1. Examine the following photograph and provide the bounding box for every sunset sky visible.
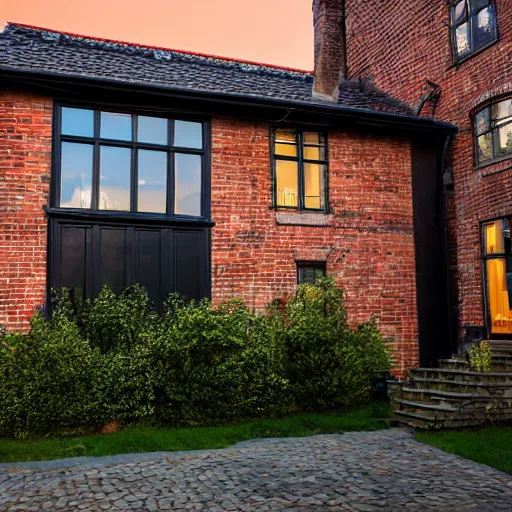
[2,0,314,70]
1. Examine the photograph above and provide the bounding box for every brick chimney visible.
[312,0,346,103]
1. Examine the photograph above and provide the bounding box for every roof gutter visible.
[0,66,458,134]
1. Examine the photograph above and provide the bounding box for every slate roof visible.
[0,22,414,116]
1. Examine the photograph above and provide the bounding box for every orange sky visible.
[2,0,314,70]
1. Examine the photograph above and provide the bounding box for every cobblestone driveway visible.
[1,429,511,511]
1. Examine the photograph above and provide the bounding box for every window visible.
[56,106,205,217]
[474,97,512,165]
[451,0,497,62]
[482,219,512,335]
[297,261,326,285]
[273,128,328,211]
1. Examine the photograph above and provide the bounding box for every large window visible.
[56,106,205,217]
[451,0,497,62]
[474,97,512,165]
[483,219,512,335]
[273,128,328,212]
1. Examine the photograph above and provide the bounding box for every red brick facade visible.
[345,0,512,340]
[0,90,52,332]
[0,89,420,375]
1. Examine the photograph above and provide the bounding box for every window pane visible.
[471,0,490,10]
[175,153,201,216]
[455,22,470,56]
[304,146,327,160]
[100,112,132,141]
[174,121,202,149]
[60,142,93,208]
[138,150,167,214]
[303,132,325,145]
[314,267,326,281]
[453,1,467,24]
[492,100,512,123]
[138,116,168,145]
[61,107,94,137]
[276,128,296,143]
[275,143,298,157]
[304,163,325,210]
[476,6,497,47]
[99,146,131,211]
[485,220,504,254]
[276,160,298,207]
[478,133,493,162]
[496,123,512,157]
[475,108,490,135]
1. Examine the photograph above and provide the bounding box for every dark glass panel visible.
[478,133,493,162]
[496,123,512,158]
[99,146,131,211]
[276,160,298,207]
[455,22,470,56]
[61,107,94,137]
[175,153,201,216]
[453,1,467,24]
[138,150,167,213]
[471,0,490,11]
[174,121,202,149]
[304,163,325,210]
[475,108,490,135]
[475,5,497,48]
[60,142,93,208]
[100,111,132,141]
[137,115,168,145]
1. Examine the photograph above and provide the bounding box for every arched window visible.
[450,0,498,62]
[474,97,512,165]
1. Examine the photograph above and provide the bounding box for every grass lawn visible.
[416,426,512,475]
[0,402,390,464]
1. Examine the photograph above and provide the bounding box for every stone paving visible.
[1,429,512,511]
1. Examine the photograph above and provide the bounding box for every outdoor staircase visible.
[390,341,512,429]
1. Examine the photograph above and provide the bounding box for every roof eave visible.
[0,66,458,134]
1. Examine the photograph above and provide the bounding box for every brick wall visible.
[0,90,52,332]
[211,118,419,375]
[345,0,512,338]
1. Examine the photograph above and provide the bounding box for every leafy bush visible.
[277,277,391,411]
[0,278,391,438]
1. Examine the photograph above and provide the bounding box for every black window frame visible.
[296,261,327,285]
[271,127,329,213]
[473,96,512,167]
[51,103,211,220]
[450,0,498,64]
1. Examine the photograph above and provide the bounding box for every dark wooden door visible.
[49,218,210,306]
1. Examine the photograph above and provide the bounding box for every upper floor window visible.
[451,0,498,62]
[297,261,326,285]
[474,97,512,165]
[273,128,328,212]
[56,106,205,216]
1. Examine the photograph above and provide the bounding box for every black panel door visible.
[50,219,210,307]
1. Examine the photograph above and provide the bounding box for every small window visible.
[273,128,328,212]
[474,97,512,165]
[56,107,206,217]
[451,0,498,62]
[297,261,326,285]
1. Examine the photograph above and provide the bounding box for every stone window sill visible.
[276,211,333,227]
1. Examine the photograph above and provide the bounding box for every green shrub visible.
[468,341,492,372]
[0,278,391,438]
[277,276,391,411]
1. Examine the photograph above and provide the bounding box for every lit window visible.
[57,106,205,216]
[297,261,326,285]
[474,97,512,165]
[274,128,328,211]
[451,0,498,62]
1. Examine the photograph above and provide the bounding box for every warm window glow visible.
[274,128,327,211]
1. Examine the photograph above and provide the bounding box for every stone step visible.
[393,410,442,429]
[412,367,512,383]
[438,359,470,371]
[405,377,501,394]
[401,387,479,401]
[394,399,456,422]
